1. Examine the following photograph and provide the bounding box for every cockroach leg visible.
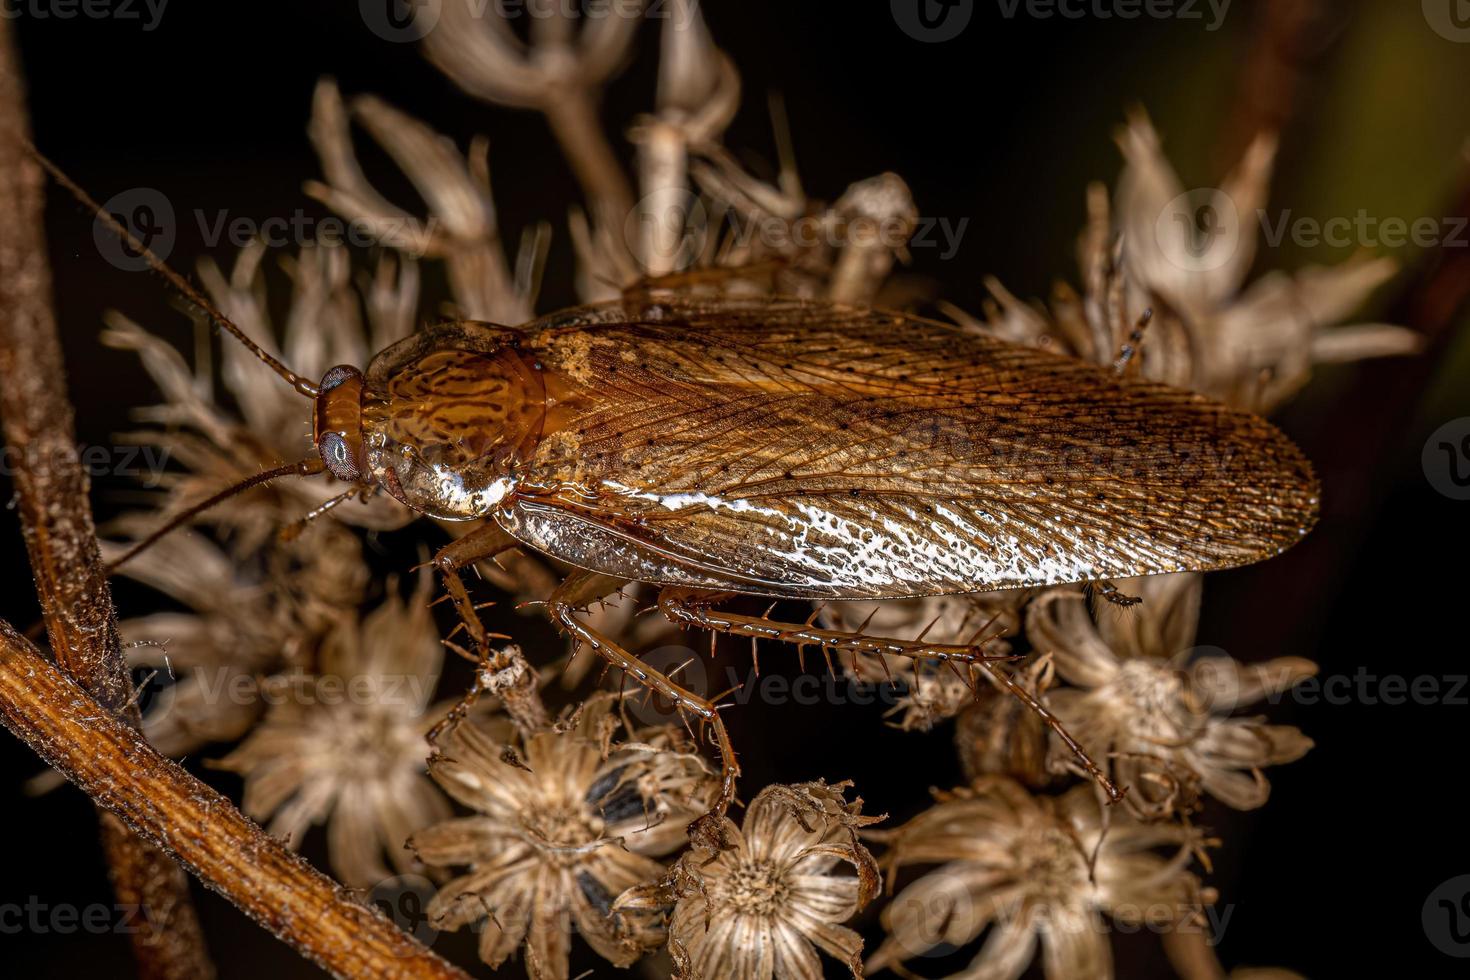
[621,260,788,304]
[978,658,1124,804]
[1093,579,1142,607]
[424,524,557,738]
[659,586,1125,804]
[548,571,740,852]
[428,523,520,661]
[656,588,1015,668]
[278,484,378,542]
[1112,308,1154,374]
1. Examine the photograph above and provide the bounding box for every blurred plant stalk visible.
[0,17,213,980]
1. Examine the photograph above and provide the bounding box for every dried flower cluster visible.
[617,779,883,978]
[869,778,1215,979]
[78,3,1412,978]
[411,696,716,974]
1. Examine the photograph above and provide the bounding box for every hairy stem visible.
[0,620,471,980]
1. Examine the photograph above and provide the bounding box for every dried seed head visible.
[618,779,881,980]
[411,696,716,977]
[869,778,1216,979]
[1028,580,1317,814]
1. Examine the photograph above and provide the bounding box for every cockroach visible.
[38,152,1319,846]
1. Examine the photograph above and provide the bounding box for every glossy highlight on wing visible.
[496,296,1319,599]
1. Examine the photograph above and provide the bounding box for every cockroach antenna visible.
[27,146,335,572]
[25,143,321,397]
[106,457,326,572]
[1113,308,1154,375]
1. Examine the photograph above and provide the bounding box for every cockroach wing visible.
[495,297,1319,599]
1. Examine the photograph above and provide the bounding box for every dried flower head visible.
[102,524,325,759]
[869,778,1215,980]
[819,592,1024,731]
[103,239,417,544]
[956,654,1057,789]
[972,112,1415,413]
[1112,112,1414,411]
[1027,577,1317,812]
[618,779,882,979]
[307,79,542,323]
[409,696,716,978]
[215,573,451,888]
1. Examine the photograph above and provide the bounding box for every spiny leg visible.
[549,570,740,850]
[658,587,1124,803]
[426,523,545,738]
[657,588,1015,670]
[1091,579,1142,608]
[430,522,520,658]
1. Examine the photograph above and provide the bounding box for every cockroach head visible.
[313,364,367,483]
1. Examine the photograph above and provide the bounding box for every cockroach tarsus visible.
[42,149,1322,850]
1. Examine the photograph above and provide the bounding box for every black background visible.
[3,1,1469,976]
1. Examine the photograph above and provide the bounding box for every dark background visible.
[3,1,1469,976]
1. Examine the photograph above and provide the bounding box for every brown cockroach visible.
[40,154,1319,846]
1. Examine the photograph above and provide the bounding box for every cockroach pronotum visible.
[37,151,1319,848]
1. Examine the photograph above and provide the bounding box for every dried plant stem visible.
[1214,0,1330,169]
[0,619,471,980]
[544,91,636,250]
[0,21,212,979]
[636,120,691,277]
[1160,928,1228,980]
[494,643,552,733]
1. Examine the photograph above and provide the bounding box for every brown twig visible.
[0,20,213,979]
[0,619,471,980]
[1213,0,1335,170]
